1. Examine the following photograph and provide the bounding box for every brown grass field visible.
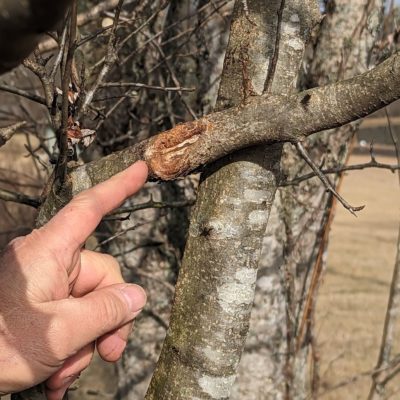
[316,151,400,399]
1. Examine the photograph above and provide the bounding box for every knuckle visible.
[74,192,103,216]
[98,253,123,280]
[67,195,97,222]
[96,291,127,330]
[47,317,72,359]
[5,234,28,252]
[2,236,27,261]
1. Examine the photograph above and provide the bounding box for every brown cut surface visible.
[316,151,400,399]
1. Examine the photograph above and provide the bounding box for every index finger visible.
[41,161,148,250]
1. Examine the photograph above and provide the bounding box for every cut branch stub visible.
[145,120,212,180]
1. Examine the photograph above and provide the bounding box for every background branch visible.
[0,122,26,147]
[0,188,41,208]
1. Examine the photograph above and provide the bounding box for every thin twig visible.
[110,197,196,216]
[0,188,41,208]
[295,142,365,216]
[56,1,78,188]
[94,221,151,250]
[50,25,69,82]
[281,159,400,187]
[99,82,195,92]
[146,34,198,120]
[23,57,53,109]
[318,354,400,398]
[95,88,133,131]
[141,309,169,330]
[0,84,47,106]
[0,122,26,147]
[38,0,136,52]
[79,0,125,117]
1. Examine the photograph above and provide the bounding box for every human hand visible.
[0,161,148,400]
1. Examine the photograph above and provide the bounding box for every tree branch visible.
[99,82,195,92]
[0,84,47,106]
[368,108,400,399]
[281,159,400,186]
[295,142,365,216]
[0,188,41,208]
[37,50,400,223]
[73,51,400,181]
[109,197,196,216]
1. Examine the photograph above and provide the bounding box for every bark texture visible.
[113,3,233,399]
[36,46,400,227]
[145,1,319,399]
[232,1,384,399]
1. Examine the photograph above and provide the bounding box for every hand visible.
[0,161,148,400]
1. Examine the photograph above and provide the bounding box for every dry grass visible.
[316,151,400,399]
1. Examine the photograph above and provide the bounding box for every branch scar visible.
[145,120,211,180]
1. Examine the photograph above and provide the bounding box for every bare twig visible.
[79,0,125,117]
[56,1,78,187]
[141,309,169,330]
[95,88,133,131]
[23,57,54,109]
[0,122,26,147]
[38,0,138,52]
[318,354,400,398]
[94,221,152,250]
[0,84,47,106]
[110,197,196,216]
[0,188,41,208]
[295,141,365,216]
[281,159,400,187]
[99,82,196,92]
[50,25,69,82]
[146,34,198,120]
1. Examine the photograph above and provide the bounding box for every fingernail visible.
[121,285,147,313]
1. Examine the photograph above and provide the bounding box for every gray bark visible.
[114,3,228,398]
[233,1,384,399]
[145,1,319,398]
[35,45,400,227]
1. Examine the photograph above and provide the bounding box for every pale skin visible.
[0,161,149,400]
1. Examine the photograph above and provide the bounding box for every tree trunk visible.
[232,1,384,399]
[145,1,319,398]
[114,2,233,399]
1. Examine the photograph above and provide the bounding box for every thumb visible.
[47,284,146,357]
